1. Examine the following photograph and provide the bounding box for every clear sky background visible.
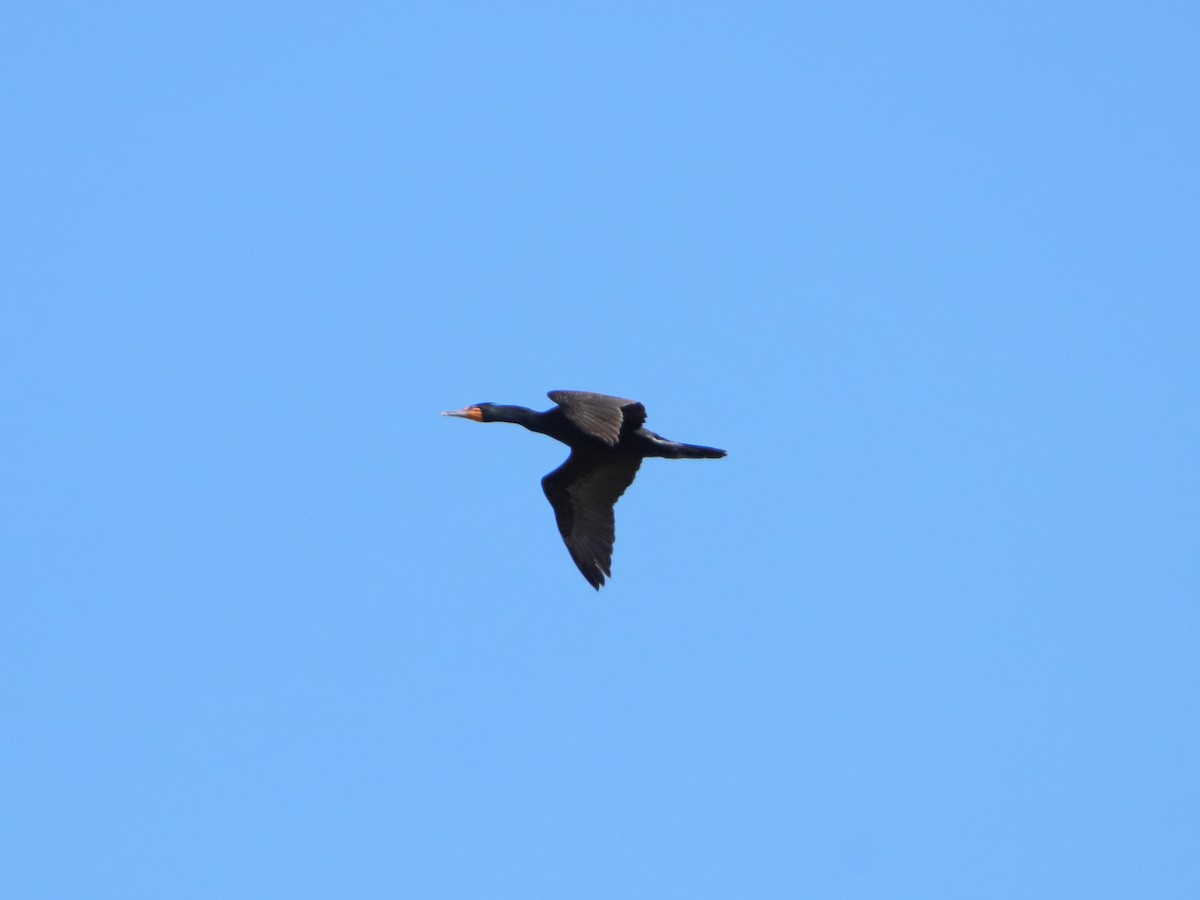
[3,3,1198,898]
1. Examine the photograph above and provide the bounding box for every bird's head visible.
[441,402,498,422]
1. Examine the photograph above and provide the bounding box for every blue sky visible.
[3,2,1198,897]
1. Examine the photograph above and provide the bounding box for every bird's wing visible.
[547,390,647,445]
[541,451,643,590]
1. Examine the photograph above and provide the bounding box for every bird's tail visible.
[641,429,727,459]
[662,441,727,459]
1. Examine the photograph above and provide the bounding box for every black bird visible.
[442,390,726,589]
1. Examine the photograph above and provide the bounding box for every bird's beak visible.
[441,406,483,421]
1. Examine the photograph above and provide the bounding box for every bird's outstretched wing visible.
[547,390,647,446]
[541,450,643,589]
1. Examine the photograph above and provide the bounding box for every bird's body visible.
[443,391,725,589]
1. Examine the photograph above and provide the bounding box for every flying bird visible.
[442,390,726,589]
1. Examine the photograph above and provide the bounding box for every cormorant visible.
[442,390,726,589]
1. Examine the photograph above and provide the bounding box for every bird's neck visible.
[490,405,546,433]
